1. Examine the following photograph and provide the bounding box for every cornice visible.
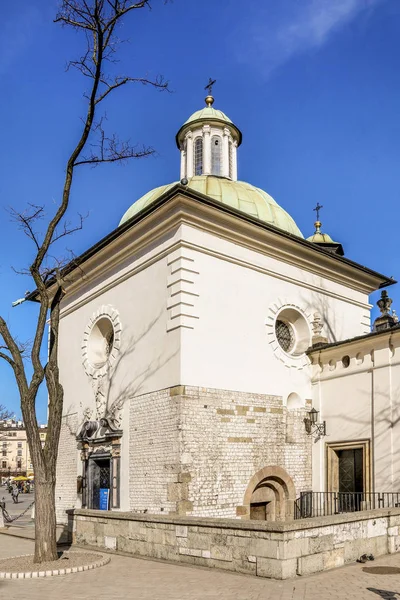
[308,324,400,361]
[32,187,394,309]
[58,203,376,319]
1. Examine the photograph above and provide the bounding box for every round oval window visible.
[87,317,115,368]
[275,320,295,353]
[275,308,310,356]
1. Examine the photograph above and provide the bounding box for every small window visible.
[17,449,22,456]
[2,451,6,457]
[17,460,21,469]
[211,136,222,176]
[2,442,6,448]
[17,442,22,448]
[194,137,203,176]
[2,461,6,469]
[276,320,295,353]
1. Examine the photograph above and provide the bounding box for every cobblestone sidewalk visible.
[1,534,400,599]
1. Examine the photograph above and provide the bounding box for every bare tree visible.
[0,0,169,563]
[0,405,13,421]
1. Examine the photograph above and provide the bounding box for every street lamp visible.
[304,408,326,439]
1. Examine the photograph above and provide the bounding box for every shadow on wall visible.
[64,309,179,429]
[301,288,340,344]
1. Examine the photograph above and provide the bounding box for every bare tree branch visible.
[96,74,168,104]
[8,204,45,251]
[51,213,87,244]
[0,404,13,421]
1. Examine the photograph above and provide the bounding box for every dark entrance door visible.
[90,457,111,510]
[338,448,363,511]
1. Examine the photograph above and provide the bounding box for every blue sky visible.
[0,0,399,422]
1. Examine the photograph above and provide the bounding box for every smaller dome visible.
[183,106,233,127]
[306,232,335,244]
[176,96,242,148]
[306,220,344,256]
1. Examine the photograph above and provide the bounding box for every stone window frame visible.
[82,305,122,378]
[326,439,371,494]
[265,301,311,370]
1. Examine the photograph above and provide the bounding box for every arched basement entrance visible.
[239,466,296,521]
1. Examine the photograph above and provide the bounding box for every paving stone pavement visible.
[1,534,400,599]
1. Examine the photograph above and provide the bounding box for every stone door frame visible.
[326,439,371,494]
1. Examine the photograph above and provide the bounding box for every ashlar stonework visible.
[128,386,312,519]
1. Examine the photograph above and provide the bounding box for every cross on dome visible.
[313,202,323,222]
[204,78,216,107]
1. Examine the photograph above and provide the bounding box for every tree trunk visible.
[34,477,58,563]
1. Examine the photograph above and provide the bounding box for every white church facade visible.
[54,91,399,525]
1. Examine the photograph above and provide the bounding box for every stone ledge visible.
[67,507,400,533]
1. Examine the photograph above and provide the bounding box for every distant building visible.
[0,419,47,479]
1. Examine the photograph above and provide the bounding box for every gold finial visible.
[313,203,323,233]
[204,77,216,106]
[314,220,322,233]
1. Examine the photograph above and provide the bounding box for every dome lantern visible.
[176,82,242,182]
[119,85,304,241]
[306,203,344,256]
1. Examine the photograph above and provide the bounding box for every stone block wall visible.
[129,388,181,514]
[55,413,79,524]
[69,507,400,579]
[284,407,312,494]
[128,386,311,518]
[177,386,311,517]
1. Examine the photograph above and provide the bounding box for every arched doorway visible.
[241,466,296,521]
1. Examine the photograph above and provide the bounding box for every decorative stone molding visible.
[240,465,296,521]
[265,301,311,370]
[82,305,122,378]
[166,247,199,331]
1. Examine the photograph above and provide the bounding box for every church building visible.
[55,90,399,525]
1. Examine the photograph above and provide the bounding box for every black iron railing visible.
[294,491,400,519]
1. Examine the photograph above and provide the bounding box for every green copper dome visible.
[184,106,233,127]
[176,97,242,148]
[306,232,336,243]
[119,176,303,238]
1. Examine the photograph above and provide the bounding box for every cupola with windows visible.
[176,92,242,181]
[119,89,303,239]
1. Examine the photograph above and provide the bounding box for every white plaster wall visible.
[311,367,372,493]
[179,225,371,402]
[390,347,400,490]
[58,253,180,511]
[312,340,400,493]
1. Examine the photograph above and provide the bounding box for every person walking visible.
[11,485,19,504]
